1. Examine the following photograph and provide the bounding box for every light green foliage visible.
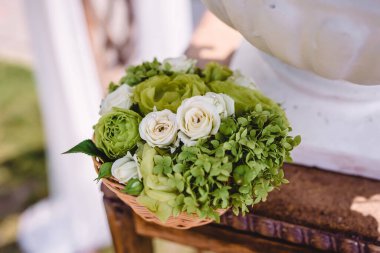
[94,108,142,159]
[202,62,233,83]
[106,58,170,93]
[137,105,300,221]
[120,58,168,87]
[133,74,208,115]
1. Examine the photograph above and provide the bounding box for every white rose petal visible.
[111,152,139,184]
[162,55,197,73]
[139,109,178,148]
[205,92,235,118]
[132,153,142,180]
[99,85,133,115]
[176,96,221,145]
[227,70,257,90]
[178,131,197,147]
[170,136,181,153]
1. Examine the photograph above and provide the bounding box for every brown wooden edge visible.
[103,185,153,253]
[220,212,380,253]
[134,212,322,253]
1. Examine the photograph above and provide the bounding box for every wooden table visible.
[102,162,380,253]
[101,12,380,253]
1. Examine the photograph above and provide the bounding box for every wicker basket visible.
[93,157,227,229]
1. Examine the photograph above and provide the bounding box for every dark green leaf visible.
[63,139,109,161]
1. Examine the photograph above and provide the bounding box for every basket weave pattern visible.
[93,157,227,229]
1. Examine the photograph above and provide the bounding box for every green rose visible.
[207,80,285,117]
[94,108,142,159]
[202,62,233,83]
[133,74,208,115]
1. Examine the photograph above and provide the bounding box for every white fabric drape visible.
[18,0,193,252]
[131,0,192,63]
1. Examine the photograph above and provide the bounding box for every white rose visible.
[177,131,197,147]
[176,96,221,145]
[162,55,197,73]
[111,152,140,184]
[139,109,178,148]
[205,92,235,118]
[99,85,133,115]
[227,70,257,90]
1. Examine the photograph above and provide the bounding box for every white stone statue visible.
[202,0,380,179]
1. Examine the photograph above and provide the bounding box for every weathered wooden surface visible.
[250,164,380,241]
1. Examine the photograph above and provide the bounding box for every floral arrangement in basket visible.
[65,56,300,229]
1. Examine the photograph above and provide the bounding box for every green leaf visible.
[210,140,220,148]
[191,167,204,177]
[137,195,158,212]
[63,139,109,161]
[183,196,198,213]
[154,155,163,165]
[162,156,172,167]
[237,117,248,126]
[239,185,250,194]
[153,165,163,174]
[173,163,185,173]
[163,165,172,175]
[255,103,262,112]
[95,162,113,181]
[294,135,301,146]
[215,147,225,158]
[176,180,185,192]
[108,82,120,92]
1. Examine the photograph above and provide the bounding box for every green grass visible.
[0,62,47,252]
[0,62,45,162]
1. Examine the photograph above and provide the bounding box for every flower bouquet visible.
[65,56,300,229]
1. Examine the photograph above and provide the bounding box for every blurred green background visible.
[0,62,48,252]
[0,63,200,253]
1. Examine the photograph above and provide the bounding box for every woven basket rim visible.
[92,156,228,229]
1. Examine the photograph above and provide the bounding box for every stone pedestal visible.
[231,41,380,179]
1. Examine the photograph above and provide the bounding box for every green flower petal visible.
[202,62,233,83]
[207,80,286,119]
[133,74,208,114]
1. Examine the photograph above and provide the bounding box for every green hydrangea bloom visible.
[94,108,142,159]
[133,74,208,115]
[137,144,177,222]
